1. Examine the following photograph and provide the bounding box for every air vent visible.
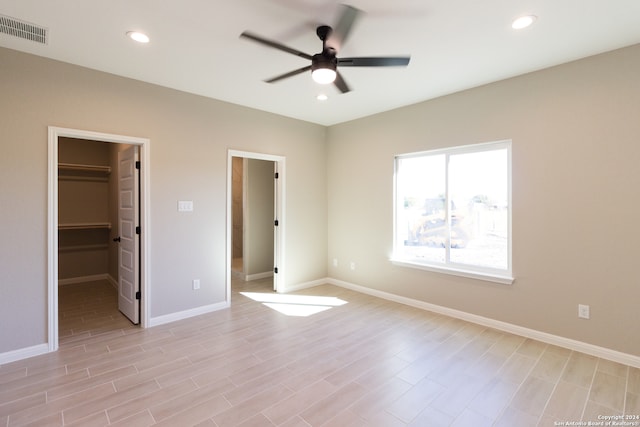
[0,14,48,44]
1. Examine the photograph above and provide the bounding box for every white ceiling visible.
[1,0,639,126]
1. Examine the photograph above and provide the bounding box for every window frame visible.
[392,140,514,285]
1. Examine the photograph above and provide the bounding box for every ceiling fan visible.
[240,4,411,93]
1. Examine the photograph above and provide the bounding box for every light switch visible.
[178,200,193,212]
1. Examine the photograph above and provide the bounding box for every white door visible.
[117,146,140,324]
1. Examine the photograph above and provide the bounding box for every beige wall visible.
[327,44,640,356]
[2,42,639,359]
[0,47,327,354]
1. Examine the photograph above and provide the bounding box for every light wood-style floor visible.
[1,278,639,427]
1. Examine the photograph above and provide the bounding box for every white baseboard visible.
[58,274,110,286]
[107,274,118,289]
[245,271,274,281]
[232,270,274,281]
[3,300,230,365]
[326,278,640,369]
[8,277,637,369]
[149,301,230,327]
[281,278,328,293]
[0,343,49,365]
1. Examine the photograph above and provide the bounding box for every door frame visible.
[47,127,151,352]
[227,150,285,296]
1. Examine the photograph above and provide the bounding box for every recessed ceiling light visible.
[512,15,537,30]
[126,31,150,43]
[316,94,328,101]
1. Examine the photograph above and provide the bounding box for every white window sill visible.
[390,259,514,285]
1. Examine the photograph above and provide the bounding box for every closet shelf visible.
[59,222,111,230]
[58,243,109,253]
[58,163,111,174]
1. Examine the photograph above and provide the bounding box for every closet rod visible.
[58,223,112,230]
[58,163,111,174]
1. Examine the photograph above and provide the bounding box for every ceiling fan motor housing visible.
[312,52,337,73]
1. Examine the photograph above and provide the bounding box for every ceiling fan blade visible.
[338,56,411,67]
[265,65,312,83]
[240,31,313,60]
[325,5,362,53]
[334,71,351,93]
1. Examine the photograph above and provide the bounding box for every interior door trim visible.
[226,150,285,299]
[47,126,151,352]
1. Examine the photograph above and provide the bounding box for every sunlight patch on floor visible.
[240,292,348,317]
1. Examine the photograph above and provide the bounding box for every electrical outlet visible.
[333,258,338,267]
[350,261,356,271]
[578,304,590,319]
[192,279,200,290]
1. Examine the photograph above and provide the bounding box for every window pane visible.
[397,154,446,264]
[394,141,511,280]
[448,149,508,270]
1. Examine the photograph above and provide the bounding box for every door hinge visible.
[274,267,278,274]
[274,219,279,226]
[136,226,141,235]
[135,161,141,170]
[274,172,279,179]
[135,291,141,300]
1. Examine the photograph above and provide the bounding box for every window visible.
[393,140,512,284]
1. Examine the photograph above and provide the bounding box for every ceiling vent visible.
[0,14,48,44]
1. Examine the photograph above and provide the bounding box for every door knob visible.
[113,236,121,242]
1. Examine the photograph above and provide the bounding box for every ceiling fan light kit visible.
[240,4,410,93]
[312,67,337,84]
[311,56,337,84]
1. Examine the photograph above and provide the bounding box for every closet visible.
[58,138,120,285]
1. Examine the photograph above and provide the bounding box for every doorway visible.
[232,157,275,284]
[227,150,285,300]
[47,127,150,353]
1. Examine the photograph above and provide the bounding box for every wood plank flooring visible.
[1,278,639,426]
